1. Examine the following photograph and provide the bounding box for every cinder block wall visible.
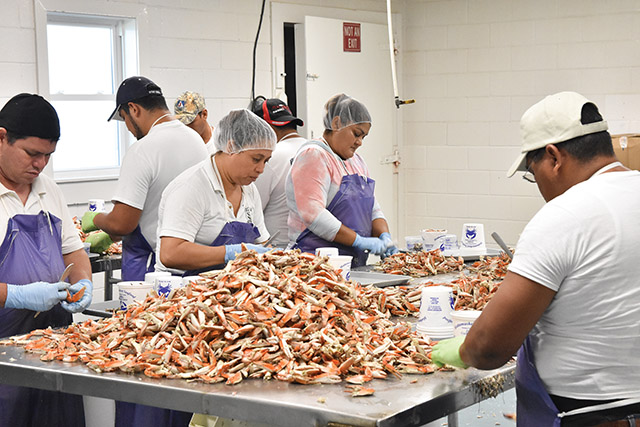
[401,0,640,245]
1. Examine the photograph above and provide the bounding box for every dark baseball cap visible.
[108,76,163,122]
[251,98,303,127]
[0,93,60,141]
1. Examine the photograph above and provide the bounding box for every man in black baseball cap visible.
[0,93,93,425]
[251,97,306,247]
[0,93,60,141]
[85,76,207,427]
[107,75,163,122]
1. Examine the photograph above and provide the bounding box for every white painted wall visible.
[2,0,640,249]
[401,0,640,245]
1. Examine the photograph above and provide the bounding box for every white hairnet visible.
[322,94,372,131]
[213,108,277,154]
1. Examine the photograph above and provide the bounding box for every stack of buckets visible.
[416,286,456,340]
[417,286,482,340]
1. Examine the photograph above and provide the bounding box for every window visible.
[45,13,137,181]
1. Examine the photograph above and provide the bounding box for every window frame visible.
[35,8,139,183]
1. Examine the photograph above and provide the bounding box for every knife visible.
[34,263,74,318]
[490,232,513,260]
[262,230,280,247]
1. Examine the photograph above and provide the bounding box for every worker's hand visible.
[379,232,399,258]
[85,231,113,253]
[224,244,272,263]
[430,336,469,369]
[81,211,100,232]
[352,234,386,255]
[5,281,68,312]
[61,279,93,313]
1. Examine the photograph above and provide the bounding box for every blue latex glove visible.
[85,231,113,253]
[352,234,386,255]
[81,211,99,232]
[380,232,399,258]
[224,243,272,263]
[430,336,469,369]
[5,281,69,312]
[61,279,93,313]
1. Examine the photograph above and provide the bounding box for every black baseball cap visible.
[108,76,163,122]
[0,93,60,141]
[251,98,303,127]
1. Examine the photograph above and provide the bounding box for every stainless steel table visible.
[0,266,515,426]
[0,344,514,427]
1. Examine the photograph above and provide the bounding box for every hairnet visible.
[322,94,371,131]
[212,109,277,154]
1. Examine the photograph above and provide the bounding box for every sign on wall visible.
[343,22,361,52]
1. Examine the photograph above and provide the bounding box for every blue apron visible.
[516,335,640,426]
[116,222,258,427]
[121,225,155,281]
[182,221,260,276]
[515,336,562,427]
[293,142,375,267]
[0,211,85,426]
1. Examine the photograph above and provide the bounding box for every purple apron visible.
[293,164,375,267]
[0,211,85,426]
[515,336,561,427]
[121,225,155,281]
[116,222,258,427]
[182,220,260,276]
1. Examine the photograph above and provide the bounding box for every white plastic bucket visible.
[316,247,339,257]
[154,276,184,298]
[452,310,482,337]
[327,255,352,281]
[88,199,105,212]
[118,281,153,310]
[417,286,454,329]
[421,229,448,251]
[405,235,423,251]
[144,271,171,284]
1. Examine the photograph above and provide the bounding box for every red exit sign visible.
[343,22,361,52]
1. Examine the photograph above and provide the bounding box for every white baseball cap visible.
[507,91,608,177]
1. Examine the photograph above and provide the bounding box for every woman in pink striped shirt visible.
[286,94,398,267]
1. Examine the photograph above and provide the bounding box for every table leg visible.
[104,261,113,301]
[447,412,459,427]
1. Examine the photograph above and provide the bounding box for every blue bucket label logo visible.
[157,281,172,298]
[462,225,482,248]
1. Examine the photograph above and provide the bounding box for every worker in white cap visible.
[431,91,640,426]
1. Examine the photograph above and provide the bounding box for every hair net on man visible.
[322,93,372,131]
[212,108,277,154]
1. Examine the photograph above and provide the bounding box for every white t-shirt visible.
[508,166,640,400]
[253,134,306,247]
[0,174,83,255]
[155,156,269,274]
[112,120,208,250]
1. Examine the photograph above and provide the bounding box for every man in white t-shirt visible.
[431,92,640,426]
[251,97,306,248]
[174,91,216,154]
[80,77,207,427]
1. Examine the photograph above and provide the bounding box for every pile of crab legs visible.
[1,248,447,397]
[376,250,512,311]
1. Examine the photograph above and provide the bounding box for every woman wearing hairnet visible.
[286,94,399,267]
[155,109,276,275]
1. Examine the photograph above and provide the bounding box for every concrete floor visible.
[424,388,517,427]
